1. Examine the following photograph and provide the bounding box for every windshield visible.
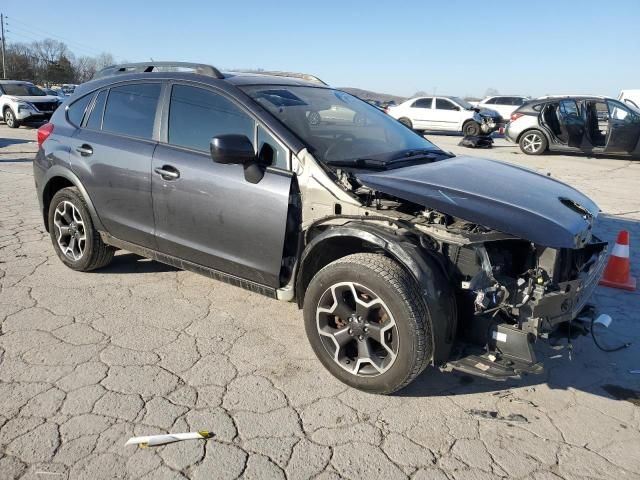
[242,85,444,165]
[449,97,474,110]
[2,83,46,96]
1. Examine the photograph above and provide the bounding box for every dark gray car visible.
[34,62,609,394]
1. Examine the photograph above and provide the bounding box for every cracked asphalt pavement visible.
[1,124,639,479]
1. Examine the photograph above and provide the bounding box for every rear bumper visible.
[504,123,518,143]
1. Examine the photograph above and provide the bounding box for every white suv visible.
[388,96,502,136]
[473,95,529,120]
[0,81,62,128]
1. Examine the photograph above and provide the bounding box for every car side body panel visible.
[70,128,159,249]
[151,143,293,288]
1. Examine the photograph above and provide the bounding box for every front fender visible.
[296,223,457,366]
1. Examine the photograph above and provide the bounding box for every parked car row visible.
[387,96,503,136]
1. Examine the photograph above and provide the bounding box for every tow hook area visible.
[447,303,629,381]
[447,323,543,381]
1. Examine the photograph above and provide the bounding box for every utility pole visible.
[1,14,6,79]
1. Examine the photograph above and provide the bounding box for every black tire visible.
[4,108,20,128]
[48,187,115,271]
[303,253,433,394]
[462,121,481,136]
[518,129,548,155]
[398,117,413,129]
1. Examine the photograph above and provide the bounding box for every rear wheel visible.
[303,253,433,394]
[463,121,481,136]
[519,130,548,155]
[398,117,413,129]
[48,187,115,271]
[4,108,20,128]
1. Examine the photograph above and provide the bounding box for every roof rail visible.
[93,62,224,80]
[230,70,327,85]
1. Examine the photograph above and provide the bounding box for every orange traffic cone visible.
[599,230,636,291]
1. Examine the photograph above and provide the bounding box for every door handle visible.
[75,144,93,156]
[154,165,180,180]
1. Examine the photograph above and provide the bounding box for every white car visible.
[619,89,640,110]
[473,95,530,120]
[0,80,63,128]
[388,96,502,136]
[307,105,366,126]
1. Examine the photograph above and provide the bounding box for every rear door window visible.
[102,83,161,139]
[167,84,255,152]
[411,98,432,108]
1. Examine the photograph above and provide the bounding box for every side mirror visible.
[210,134,265,184]
[210,134,256,165]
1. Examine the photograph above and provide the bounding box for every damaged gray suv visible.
[34,62,608,394]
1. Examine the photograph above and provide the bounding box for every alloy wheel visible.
[5,110,14,127]
[522,132,543,153]
[316,282,399,376]
[53,201,86,261]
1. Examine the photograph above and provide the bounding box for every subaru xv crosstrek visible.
[34,62,608,394]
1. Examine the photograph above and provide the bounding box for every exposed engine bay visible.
[328,166,609,378]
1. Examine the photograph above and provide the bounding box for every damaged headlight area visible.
[472,110,501,134]
[439,235,608,379]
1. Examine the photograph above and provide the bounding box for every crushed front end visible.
[439,232,608,379]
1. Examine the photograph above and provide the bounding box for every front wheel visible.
[4,108,20,128]
[303,253,433,394]
[519,130,548,155]
[463,121,481,136]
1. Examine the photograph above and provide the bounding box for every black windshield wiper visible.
[392,149,452,160]
[324,158,387,170]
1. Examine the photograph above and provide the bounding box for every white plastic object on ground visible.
[125,431,213,447]
[594,314,613,328]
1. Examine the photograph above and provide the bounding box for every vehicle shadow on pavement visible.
[97,252,178,274]
[0,157,33,163]
[0,138,34,148]
[399,213,640,404]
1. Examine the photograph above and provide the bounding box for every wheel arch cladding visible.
[41,168,104,233]
[296,224,457,366]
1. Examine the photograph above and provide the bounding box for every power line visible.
[5,16,102,56]
[6,24,99,57]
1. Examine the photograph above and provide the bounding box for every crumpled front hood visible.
[357,156,600,249]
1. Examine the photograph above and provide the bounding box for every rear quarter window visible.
[66,94,94,127]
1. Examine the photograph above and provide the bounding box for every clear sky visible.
[2,0,639,98]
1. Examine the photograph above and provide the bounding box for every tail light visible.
[510,112,524,122]
[37,123,54,146]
